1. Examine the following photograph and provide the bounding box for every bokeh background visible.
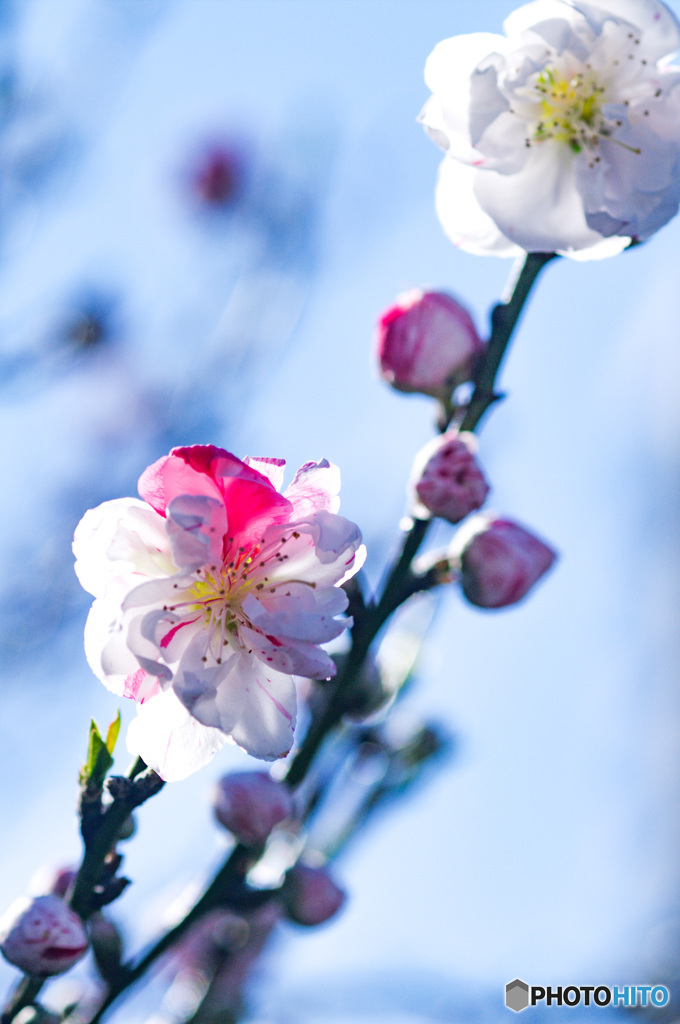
[1,0,679,1020]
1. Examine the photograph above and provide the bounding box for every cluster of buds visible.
[211,771,345,930]
[377,287,557,610]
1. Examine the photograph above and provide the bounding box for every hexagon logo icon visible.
[505,979,530,1012]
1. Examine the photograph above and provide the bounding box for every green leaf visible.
[105,710,121,755]
[80,718,114,789]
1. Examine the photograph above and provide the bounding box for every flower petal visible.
[126,688,227,782]
[421,32,511,163]
[83,598,132,694]
[241,624,338,678]
[228,660,297,761]
[243,584,348,644]
[473,143,607,252]
[435,158,523,257]
[166,494,227,569]
[73,499,172,598]
[172,641,297,761]
[243,456,286,491]
[572,0,680,60]
[284,460,341,517]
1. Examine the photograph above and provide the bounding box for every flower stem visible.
[85,844,267,1024]
[459,251,557,433]
[0,978,43,1024]
[69,766,164,920]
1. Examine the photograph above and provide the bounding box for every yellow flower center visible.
[531,67,608,153]
[189,546,261,635]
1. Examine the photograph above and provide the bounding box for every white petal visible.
[166,494,227,570]
[573,0,680,60]
[259,512,362,589]
[243,585,348,644]
[121,574,194,611]
[173,643,244,732]
[421,33,510,163]
[559,234,630,259]
[435,157,523,257]
[125,611,174,681]
[228,660,297,761]
[504,0,583,40]
[138,606,203,664]
[126,688,227,782]
[173,644,297,761]
[284,460,341,517]
[240,623,338,679]
[73,499,171,598]
[578,123,680,240]
[473,143,606,251]
[83,598,130,694]
[243,456,286,492]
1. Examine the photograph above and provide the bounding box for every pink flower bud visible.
[410,431,489,523]
[283,864,346,927]
[191,145,242,206]
[0,895,88,976]
[212,772,293,847]
[376,289,483,399]
[454,515,557,608]
[28,865,77,899]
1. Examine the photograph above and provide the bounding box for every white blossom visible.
[420,0,680,257]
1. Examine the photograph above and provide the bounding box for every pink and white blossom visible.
[73,446,364,781]
[420,0,680,258]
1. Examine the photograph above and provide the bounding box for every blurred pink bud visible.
[192,145,242,205]
[411,431,489,523]
[376,289,483,399]
[28,865,76,899]
[283,864,346,927]
[88,912,123,983]
[455,515,557,609]
[0,895,88,976]
[213,772,293,847]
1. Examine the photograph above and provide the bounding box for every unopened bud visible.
[283,865,346,927]
[28,865,76,899]
[88,912,123,983]
[454,514,557,608]
[376,289,483,399]
[0,895,88,976]
[410,431,489,523]
[212,772,293,847]
[191,145,242,206]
